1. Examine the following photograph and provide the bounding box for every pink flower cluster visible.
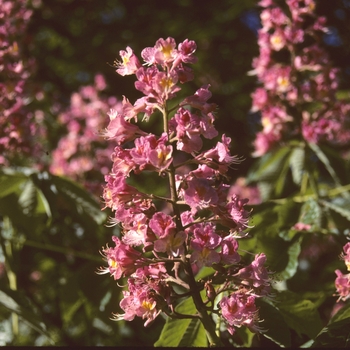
[251,0,350,156]
[99,38,271,335]
[0,0,45,165]
[50,74,120,193]
[335,242,350,302]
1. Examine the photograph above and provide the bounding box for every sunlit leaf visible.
[154,296,207,347]
[0,174,26,198]
[290,146,305,186]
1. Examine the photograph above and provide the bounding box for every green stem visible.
[4,236,101,262]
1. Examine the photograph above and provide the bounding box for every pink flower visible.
[102,109,146,144]
[149,212,176,239]
[220,236,241,265]
[191,223,222,251]
[180,85,216,114]
[224,194,251,230]
[220,292,260,335]
[122,213,149,247]
[190,247,221,271]
[130,133,173,172]
[115,46,141,76]
[99,236,144,280]
[183,177,219,214]
[154,231,187,257]
[172,39,197,68]
[293,222,312,231]
[341,243,350,272]
[198,135,240,174]
[234,253,271,295]
[335,270,350,302]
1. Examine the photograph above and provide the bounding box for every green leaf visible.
[329,303,350,324]
[290,146,305,186]
[235,326,255,347]
[299,199,322,229]
[277,237,302,280]
[248,146,292,183]
[276,291,323,339]
[0,174,26,198]
[178,318,207,347]
[319,199,350,222]
[154,296,207,347]
[18,180,38,216]
[308,142,349,198]
[311,317,350,348]
[335,89,350,101]
[256,298,291,347]
[0,287,54,344]
[51,175,105,225]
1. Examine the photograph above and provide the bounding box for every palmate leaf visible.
[299,199,323,229]
[50,175,105,225]
[0,170,52,219]
[248,146,292,183]
[256,298,291,347]
[154,296,207,347]
[18,180,38,216]
[276,291,323,339]
[309,303,350,347]
[0,287,55,344]
[311,317,350,348]
[308,142,349,197]
[0,173,26,198]
[289,145,305,186]
[319,199,350,222]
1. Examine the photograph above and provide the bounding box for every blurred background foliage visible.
[2,0,350,346]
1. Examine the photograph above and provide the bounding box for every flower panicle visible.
[98,36,272,337]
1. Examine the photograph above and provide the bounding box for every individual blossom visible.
[114,46,141,76]
[98,236,145,280]
[102,108,147,144]
[334,242,350,302]
[220,236,241,265]
[220,292,261,335]
[341,243,350,271]
[335,269,350,302]
[234,253,271,296]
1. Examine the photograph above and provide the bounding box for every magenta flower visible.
[220,292,260,335]
[102,109,147,144]
[99,37,270,342]
[149,212,176,239]
[220,236,241,265]
[115,46,141,76]
[99,236,144,280]
[341,243,350,271]
[183,176,219,214]
[250,0,350,155]
[335,269,350,302]
[234,253,271,295]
